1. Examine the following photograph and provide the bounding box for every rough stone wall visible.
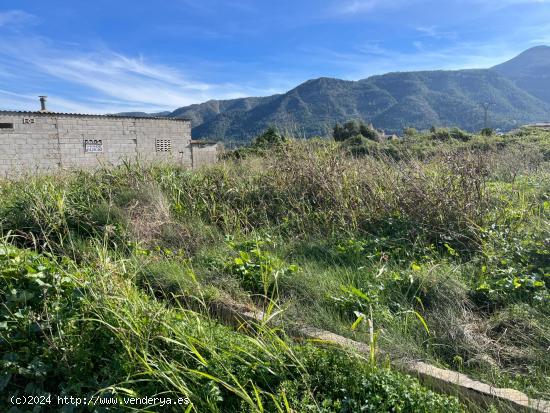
[0,112,192,177]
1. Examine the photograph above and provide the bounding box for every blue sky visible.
[0,0,549,113]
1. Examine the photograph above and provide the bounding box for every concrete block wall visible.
[0,114,60,176]
[0,112,193,177]
[191,142,220,168]
[133,118,192,166]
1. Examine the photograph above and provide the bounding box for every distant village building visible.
[525,123,550,130]
[0,97,220,176]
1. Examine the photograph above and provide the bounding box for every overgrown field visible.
[1,127,549,412]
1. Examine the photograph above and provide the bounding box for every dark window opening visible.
[0,123,14,129]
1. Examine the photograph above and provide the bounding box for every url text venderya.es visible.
[10,395,191,407]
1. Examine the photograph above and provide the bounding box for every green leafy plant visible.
[0,244,88,405]
[225,237,298,295]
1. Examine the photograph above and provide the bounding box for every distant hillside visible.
[493,46,550,105]
[169,95,279,128]
[173,70,548,141]
[123,46,550,142]
[116,111,171,117]
[366,69,548,132]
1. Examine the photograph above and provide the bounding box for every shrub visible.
[431,128,452,141]
[333,120,379,142]
[286,346,463,412]
[340,135,400,159]
[404,127,418,138]
[430,127,471,142]
[449,127,471,142]
[252,127,287,148]
[474,218,549,308]
[480,127,494,136]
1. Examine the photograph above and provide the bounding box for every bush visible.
[223,127,288,159]
[480,128,494,136]
[252,127,286,148]
[404,127,418,138]
[340,135,400,159]
[287,346,463,412]
[333,120,379,142]
[430,127,471,142]
[474,211,549,308]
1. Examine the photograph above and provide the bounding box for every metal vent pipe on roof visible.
[39,96,47,112]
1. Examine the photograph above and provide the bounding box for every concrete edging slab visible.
[207,297,550,413]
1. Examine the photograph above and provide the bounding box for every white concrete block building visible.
[0,98,219,176]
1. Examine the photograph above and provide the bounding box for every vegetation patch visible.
[0,243,462,412]
[1,126,549,410]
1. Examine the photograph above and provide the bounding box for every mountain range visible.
[120,46,550,142]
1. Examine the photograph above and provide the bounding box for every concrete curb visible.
[207,297,550,413]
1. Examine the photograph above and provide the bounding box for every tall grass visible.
[0,236,463,412]
[0,127,548,409]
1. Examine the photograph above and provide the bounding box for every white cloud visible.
[416,26,437,37]
[416,26,457,40]
[0,89,110,113]
[0,10,38,28]
[0,36,258,113]
[300,40,531,81]
[328,0,548,17]
[338,0,383,14]
[458,0,550,12]
[325,0,410,16]
[482,0,549,4]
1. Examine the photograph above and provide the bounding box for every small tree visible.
[480,127,494,136]
[252,127,286,148]
[403,127,418,138]
[333,123,347,141]
[333,120,379,142]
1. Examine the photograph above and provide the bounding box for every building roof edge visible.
[0,110,190,122]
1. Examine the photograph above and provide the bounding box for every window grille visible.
[156,139,172,152]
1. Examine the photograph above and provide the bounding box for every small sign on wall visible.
[84,139,103,153]
[22,118,35,124]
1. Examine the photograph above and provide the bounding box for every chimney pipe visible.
[39,96,48,112]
